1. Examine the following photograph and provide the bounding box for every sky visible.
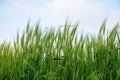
[0,0,120,42]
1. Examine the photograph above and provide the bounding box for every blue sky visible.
[0,0,120,42]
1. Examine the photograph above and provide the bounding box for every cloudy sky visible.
[0,0,120,42]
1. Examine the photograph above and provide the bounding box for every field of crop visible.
[0,20,120,80]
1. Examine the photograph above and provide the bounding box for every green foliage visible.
[0,20,120,80]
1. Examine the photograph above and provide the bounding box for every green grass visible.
[0,20,120,80]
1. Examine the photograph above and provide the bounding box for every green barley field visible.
[0,20,120,80]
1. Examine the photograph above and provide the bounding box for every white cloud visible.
[9,0,118,22]
[9,0,107,20]
[39,0,120,33]
[45,0,107,19]
[45,0,120,32]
